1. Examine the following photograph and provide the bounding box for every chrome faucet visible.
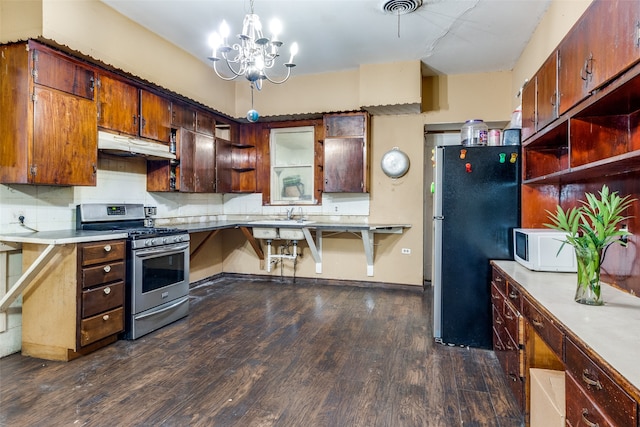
[286,207,295,220]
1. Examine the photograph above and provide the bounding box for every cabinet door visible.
[179,129,196,192]
[194,133,215,193]
[558,17,591,114]
[325,114,365,137]
[323,112,369,193]
[559,0,640,114]
[32,86,98,185]
[140,89,171,143]
[324,137,364,192]
[32,48,95,100]
[98,74,139,136]
[536,52,558,132]
[215,138,232,193]
[520,78,536,141]
[196,110,216,136]
[171,102,195,131]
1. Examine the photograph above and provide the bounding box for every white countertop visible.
[0,230,129,245]
[493,260,640,395]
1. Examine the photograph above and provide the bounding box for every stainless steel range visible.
[76,203,190,340]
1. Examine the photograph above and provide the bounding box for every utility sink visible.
[248,220,315,240]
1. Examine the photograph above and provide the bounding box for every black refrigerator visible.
[432,145,520,349]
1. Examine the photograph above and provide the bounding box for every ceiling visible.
[100,0,551,78]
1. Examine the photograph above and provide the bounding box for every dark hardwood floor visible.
[0,277,523,427]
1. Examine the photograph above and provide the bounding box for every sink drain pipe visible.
[266,240,299,273]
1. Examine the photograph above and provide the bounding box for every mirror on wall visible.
[270,126,315,204]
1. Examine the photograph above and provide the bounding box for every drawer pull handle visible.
[508,374,518,382]
[581,409,599,427]
[103,287,111,295]
[532,319,544,328]
[103,265,111,273]
[508,291,517,300]
[505,343,514,351]
[495,317,502,325]
[491,294,500,300]
[103,314,110,321]
[495,276,502,283]
[504,313,514,320]
[582,370,603,390]
[104,244,111,252]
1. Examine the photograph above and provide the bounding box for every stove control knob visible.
[175,236,182,242]
[150,239,156,246]
[163,237,168,244]
[144,240,152,247]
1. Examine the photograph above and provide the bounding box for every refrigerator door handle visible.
[434,216,444,220]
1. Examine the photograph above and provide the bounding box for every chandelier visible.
[208,0,299,91]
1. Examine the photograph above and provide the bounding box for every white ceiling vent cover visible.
[381,0,423,15]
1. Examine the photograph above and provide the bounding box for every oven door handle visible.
[134,296,190,320]
[134,243,190,257]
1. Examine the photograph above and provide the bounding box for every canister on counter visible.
[461,119,488,146]
[488,129,502,146]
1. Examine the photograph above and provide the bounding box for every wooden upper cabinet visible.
[520,79,536,142]
[323,112,369,193]
[97,74,139,136]
[97,74,171,143]
[0,41,97,186]
[559,0,640,114]
[171,102,195,131]
[196,110,216,136]
[536,52,558,132]
[139,89,171,143]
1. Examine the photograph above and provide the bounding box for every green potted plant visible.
[545,185,635,305]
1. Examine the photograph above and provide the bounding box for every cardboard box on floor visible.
[530,368,566,427]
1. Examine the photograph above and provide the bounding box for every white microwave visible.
[513,228,577,272]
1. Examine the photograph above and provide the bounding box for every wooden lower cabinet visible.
[22,239,125,361]
[491,275,526,411]
[491,263,639,426]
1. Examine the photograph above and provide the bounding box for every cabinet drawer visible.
[80,307,124,347]
[491,283,504,306]
[504,282,522,313]
[565,338,637,427]
[82,261,125,289]
[82,281,124,318]
[502,299,519,344]
[522,296,564,357]
[566,372,616,427]
[492,268,507,295]
[81,240,125,266]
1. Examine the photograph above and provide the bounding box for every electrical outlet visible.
[401,248,411,255]
[620,224,629,244]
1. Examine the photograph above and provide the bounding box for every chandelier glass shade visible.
[208,4,298,90]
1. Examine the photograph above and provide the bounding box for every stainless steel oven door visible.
[131,241,190,314]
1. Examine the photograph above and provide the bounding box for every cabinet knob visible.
[103,265,111,273]
[102,314,110,321]
[103,286,111,295]
[104,244,111,252]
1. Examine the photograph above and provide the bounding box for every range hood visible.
[98,131,176,160]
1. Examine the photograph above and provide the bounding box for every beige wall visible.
[37,0,236,114]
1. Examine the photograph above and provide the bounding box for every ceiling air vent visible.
[381,0,423,15]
